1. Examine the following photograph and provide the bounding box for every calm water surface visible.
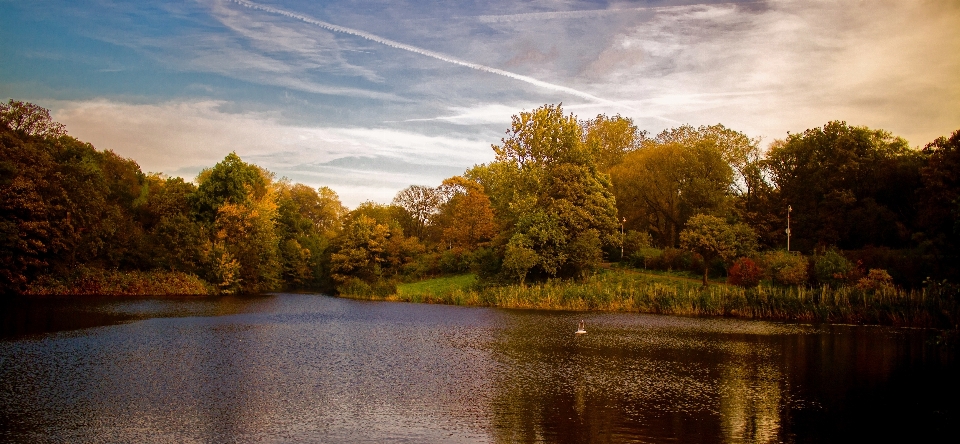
[0,294,956,443]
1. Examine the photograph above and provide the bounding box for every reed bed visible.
[24,266,214,296]
[384,271,958,328]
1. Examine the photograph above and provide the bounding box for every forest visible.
[1,99,959,301]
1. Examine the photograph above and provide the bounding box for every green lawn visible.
[396,274,477,298]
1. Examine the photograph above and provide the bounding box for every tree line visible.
[1,99,958,295]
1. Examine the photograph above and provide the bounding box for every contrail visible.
[228,0,636,111]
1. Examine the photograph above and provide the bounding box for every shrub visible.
[338,278,373,296]
[813,249,853,287]
[856,268,894,291]
[439,249,468,274]
[630,248,663,269]
[763,250,808,286]
[622,230,652,258]
[728,257,762,287]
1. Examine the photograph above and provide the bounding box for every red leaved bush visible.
[727,257,762,287]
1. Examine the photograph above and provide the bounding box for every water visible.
[0,294,956,443]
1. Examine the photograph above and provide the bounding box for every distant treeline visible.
[1,100,958,296]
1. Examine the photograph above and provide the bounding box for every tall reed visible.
[386,271,958,328]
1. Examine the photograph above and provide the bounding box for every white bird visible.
[576,320,586,334]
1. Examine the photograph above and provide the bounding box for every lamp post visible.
[620,217,626,261]
[786,205,792,252]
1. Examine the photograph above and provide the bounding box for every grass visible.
[369,269,958,328]
[24,266,214,296]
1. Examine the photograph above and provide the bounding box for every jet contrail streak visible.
[229,0,637,111]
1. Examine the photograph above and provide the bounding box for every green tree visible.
[764,121,921,250]
[479,104,619,282]
[679,214,757,286]
[191,152,270,223]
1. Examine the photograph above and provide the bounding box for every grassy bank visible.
[372,270,959,328]
[24,266,214,296]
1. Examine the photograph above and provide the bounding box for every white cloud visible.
[584,0,960,146]
[51,99,494,207]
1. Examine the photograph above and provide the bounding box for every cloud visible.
[226,0,638,111]
[51,99,494,207]
[580,0,960,146]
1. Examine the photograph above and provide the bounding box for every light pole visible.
[620,217,626,261]
[786,205,792,252]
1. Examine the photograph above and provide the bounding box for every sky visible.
[1,0,958,207]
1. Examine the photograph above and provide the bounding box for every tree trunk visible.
[703,266,709,287]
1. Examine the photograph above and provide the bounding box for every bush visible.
[763,250,808,286]
[622,230,652,258]
[728,257,762,287]
[856,268,894,291]
[813,249,853,287]
[630,248,663,269]
[439,249,469,274]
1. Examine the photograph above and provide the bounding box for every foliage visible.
[857,269,894,291]
[480,104,619,283]
[192,152,271,223]
[4,100,960,300]
[762,251,809,286]
[24,266,212,296]
[609,125,745,247]
[392,184,441,240]
[728,257,762,287]
[0,99,66,138]
[917,129,960,275]
[812,248,853,287]
[580,113,644,169]
[679,214,757,285]
[622,230,651,259]
[435,176,496,250]
[764,121,922,250]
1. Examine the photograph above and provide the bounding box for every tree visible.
[610,126,736,247]
[435,176,496,251]
[679,214,757,286]
[581,114,644,170]
[917,129,960,274]
[392,185,441,240]
[193,153,281,293]
[192,152,271,223]
[480,104,620,282]
[764,121,921,250]
[0,100,66,138]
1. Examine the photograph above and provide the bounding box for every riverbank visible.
[23,266,214,296]
[347,270,959,329]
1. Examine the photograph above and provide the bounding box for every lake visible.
[1,293,956,443]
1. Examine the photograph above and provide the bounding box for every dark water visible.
[0,294,956,443]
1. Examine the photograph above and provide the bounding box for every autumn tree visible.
[581,114,644,170]
[679,214,757,286]
[435,176,496,251]
[610,125,737,247]
[195,153,281,293]
[916,129,960,275]
[392,185,441,240]
[275,182,346,289]
[0,99,66,138]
